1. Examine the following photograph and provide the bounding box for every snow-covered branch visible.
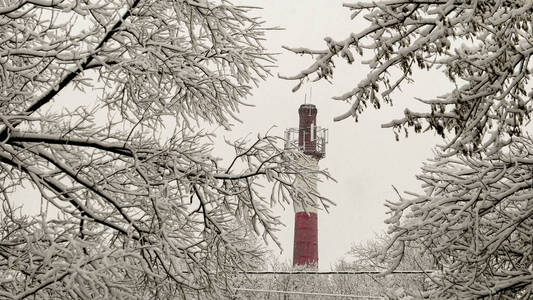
[285,1,533,153]
[382,136,533,298]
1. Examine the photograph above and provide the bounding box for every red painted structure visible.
[292,104,324,267]
[293,212,318,266]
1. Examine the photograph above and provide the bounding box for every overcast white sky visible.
[228,0,454,270]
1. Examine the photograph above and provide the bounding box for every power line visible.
[242,270,431,275]
[235,287,385,299]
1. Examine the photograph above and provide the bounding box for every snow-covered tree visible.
[0,1,330,298]
[284,1,533,154]
[383,137,533,298]
[285,1,533,298]
[234,244,432,299]
[333,234,433,299]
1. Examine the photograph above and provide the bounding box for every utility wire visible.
[242,270,431,275]
[235,287,385,299]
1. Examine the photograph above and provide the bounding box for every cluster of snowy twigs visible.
[0,0,331,299]
[384,137,533,298]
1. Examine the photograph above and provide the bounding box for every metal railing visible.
[284,127,328,158]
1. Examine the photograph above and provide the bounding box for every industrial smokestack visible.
[286,104,327,268]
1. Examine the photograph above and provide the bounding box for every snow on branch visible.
[284,0,533,154]
[382,136,533,298]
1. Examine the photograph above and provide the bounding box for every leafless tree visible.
[383,137,533,298]
[0,0,330,298]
